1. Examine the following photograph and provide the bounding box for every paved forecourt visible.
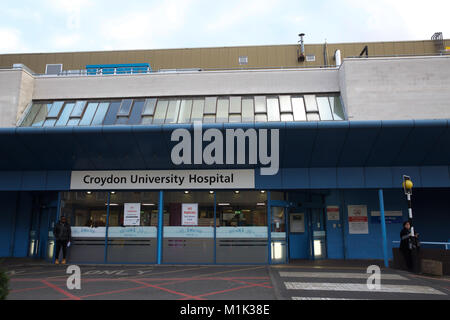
[5,263,276,300]
[269,264,450,300]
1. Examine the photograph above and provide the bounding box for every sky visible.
[0,0,449,54]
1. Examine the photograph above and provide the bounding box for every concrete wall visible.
[340,56,450,120]
[0,68,34,127]
[32,68,339,100]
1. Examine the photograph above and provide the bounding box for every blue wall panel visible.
[337,168,365,188]
[21,171,47,190]
[0,192,18,257]
[391,167,422,188]
[420,166,450,187]
[412,188,450,243]
[310,168,337,189]
[324,190,345,259]
[0,171,22,191]
[13,192,32,257]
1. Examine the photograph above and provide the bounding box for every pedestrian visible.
[53,216,72,265]
[399,221,419,271]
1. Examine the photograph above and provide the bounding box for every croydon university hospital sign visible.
[70,123,279,190]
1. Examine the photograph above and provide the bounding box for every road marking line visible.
[284,282,446,295]
[292,297,368,300]
[280,271,407,280]
[40,280,82,300]
[131,279,205,300]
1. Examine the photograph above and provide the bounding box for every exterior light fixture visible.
[260,190,266,193]
[184,191,189,194]
[209,191,214,194]
[110,191,116,194]
[86,191,92,195]
[234,190,240,194]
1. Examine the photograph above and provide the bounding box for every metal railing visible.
[32,64,339,77]
[392,240,450,250]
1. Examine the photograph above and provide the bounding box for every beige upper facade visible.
[0,39,449,74]
[1,38,450,128]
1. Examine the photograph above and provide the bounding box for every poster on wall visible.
[182,203,198,226]
[326,206,340,221]
[347,205,368,234]
[124,203,141,226]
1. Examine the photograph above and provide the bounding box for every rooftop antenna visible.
[297,33,306,62]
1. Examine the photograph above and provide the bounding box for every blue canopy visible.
[1,120,449,171]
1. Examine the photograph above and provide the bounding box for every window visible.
[304,95,318,112]
[55,103,75,126]
[216,191,267,227]
[142,98,157,116]
[204,97,217,115]
[307,113,320,121]
[153,99,169,124]
[279,96,292,113]
[60,192,108,227]
[317,97,333,121]
[178,99,193,123]
[43,119,57,127]
[71,101,87,117]
[20,94,344,127]
[191,99,204,122]
[229,96,242,114]
[31,103,52,127]
[91,102,110,125]
[117,99,133,116]
[267,97,281,121]
[216,98,229,122]
[254,96,266,114]
[47,101,64,118]
[165,99,181,123]
[241,98,254,122]
[292,97,307,121]
[21,103,43,127]
[329,96,345,120]
[79,102,99,126]
[280,113,294,121]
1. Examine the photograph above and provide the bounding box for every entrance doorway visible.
[288,205,327,261]
[28,202,57,262]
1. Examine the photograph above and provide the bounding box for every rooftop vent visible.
[431,32,444,52]
[45,64,63,75]
[297,33,306,62]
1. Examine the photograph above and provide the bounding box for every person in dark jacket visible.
[53,216,72,265]
[400,221,419,271]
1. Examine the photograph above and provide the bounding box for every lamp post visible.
[402,175,414,236]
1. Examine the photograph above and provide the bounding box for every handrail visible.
[392,240,450,250]
[31,64,340,77]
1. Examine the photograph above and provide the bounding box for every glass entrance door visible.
[270,205,287,264]
[310,208,327,259]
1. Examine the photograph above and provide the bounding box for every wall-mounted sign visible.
[326,206,340,221]
[348,205,368,234]
[70,169,255,190]
[290,213,305,233]
[371,211,403,224]
[182,203,198,226]
[124,203,141,226]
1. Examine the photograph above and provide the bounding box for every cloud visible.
[341,0,450,41]
[0,28,28,53]
[98,0,196,49]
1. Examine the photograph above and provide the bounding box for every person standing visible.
[400,221,419,271]
[53,216,72,265]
